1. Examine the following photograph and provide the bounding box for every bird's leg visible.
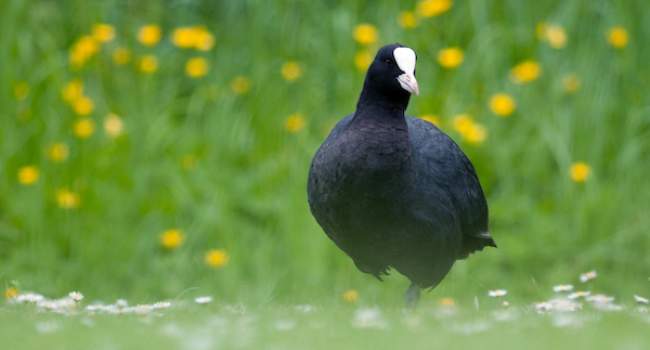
[404,283,421,309]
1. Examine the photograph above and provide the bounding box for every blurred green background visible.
[1,0,648,305]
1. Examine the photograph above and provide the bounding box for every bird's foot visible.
[404,283,421,309]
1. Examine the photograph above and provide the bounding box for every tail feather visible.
[458,231,496,259]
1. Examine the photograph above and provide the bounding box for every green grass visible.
[1,0,650,346]
[2,302,649,350]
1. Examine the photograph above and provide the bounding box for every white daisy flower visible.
[634,295,649,305]
[488,289,507,297]
[68,291,84,302]
[579,270,597,283]
[194,296,213,305]
[553,284,574,293]
[568,291,591,300]
[15,292,44,304]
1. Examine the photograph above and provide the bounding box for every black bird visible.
[307,44,496,306]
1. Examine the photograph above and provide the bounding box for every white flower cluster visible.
[535,298,582,313]
[85,300,172,315]
[533,271,635,314]
[8,290,174,316]
[10,291,84,314]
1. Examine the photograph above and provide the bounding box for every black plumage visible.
[307,44,495,305]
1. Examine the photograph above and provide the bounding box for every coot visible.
[307,43,495,306]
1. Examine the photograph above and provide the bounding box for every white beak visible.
[397,73,419,96]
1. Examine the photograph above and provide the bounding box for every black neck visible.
[355,78,410,119]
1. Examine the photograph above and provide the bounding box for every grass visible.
[2,301,649,349]
[1,0,649,347]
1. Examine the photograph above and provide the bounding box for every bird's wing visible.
[307,114,354,241]
[406,117,495,258]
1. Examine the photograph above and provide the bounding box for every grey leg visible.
[404,283,421,309]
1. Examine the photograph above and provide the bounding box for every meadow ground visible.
[2,291,649,350]
[1,0,649,347]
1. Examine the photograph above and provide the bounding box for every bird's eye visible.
[384,58,393,64]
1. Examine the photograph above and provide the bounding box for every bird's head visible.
[365,43,419,98]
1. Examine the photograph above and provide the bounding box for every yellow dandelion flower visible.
[138,55,158,74]
[69,35,99,67]
[510,60,541,84]
[172,27,195,48]
[453,114,487,144]
[354,50,373,72]
[160,229,184,250]
[437,47,464,69]
[62,79,84,103]
[91,23,115,43]
[185,57,209,78]
[18,165,39,185]
[75,36,99,55]
[56,188,80,209]
[562,74,581,93]
[204,249,230,268]
[72,95,94,116]
[281,61,303,82]
[285,113,306,133]
[453,114,474,134]
[104,113,124,138]
[69,51,86,68]
[570,162,591,183]
[193,26,215,51]
[398,11,418,29]
[439,297,456,306]
[47,143,69,163]
[138,24,161,46]
[112,47,131,65]
[416,0,453,18]
[489,93,516,117]
[4,287,18,299]
[419,114,440,126]
[342,289,359,303]
[353,23,378,45]
[465,123,487,144]
[171,26,215,51]
[230,76,251,95]
[13,81,29,100]
[607,26,628,49]
[73,118,95,139]
[544,24,567,49]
